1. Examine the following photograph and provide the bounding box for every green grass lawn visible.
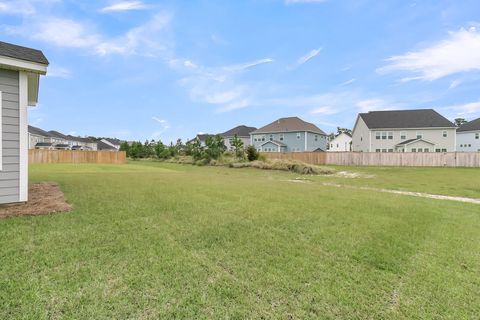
[1,162,479,319]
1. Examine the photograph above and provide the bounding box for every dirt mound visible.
[0,182,72,219]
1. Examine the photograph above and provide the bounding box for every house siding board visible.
[370,128,456,151]
[457,131,480,152]
[352,117,370,152]
[306,132,327,151]
[251,132,300,152]
[0,69,20,203]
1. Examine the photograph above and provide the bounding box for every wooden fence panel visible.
[262,151,480,167]
[29,150,126,164]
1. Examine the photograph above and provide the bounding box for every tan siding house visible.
[352,109,456,153]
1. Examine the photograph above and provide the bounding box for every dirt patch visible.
[0,182,72,219]
[334,171,375,179]
[321,182,480,205]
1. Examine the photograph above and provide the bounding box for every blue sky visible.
[1,0,480,142]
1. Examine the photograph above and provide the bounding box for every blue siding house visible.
[250,117,327,152]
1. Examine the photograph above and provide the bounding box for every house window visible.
[375,149,381,152]
[416,131,422,139]
[442,149,447,152]
[412,148,417,152]
[476,133,479,139]
[381,149,387,153]
[262,136,265,141]
[435,149,440,152]
[418,148,423,152]
[296,133,301,139]
[442,131,447,137]
[280,134,284,141]
[376,132,381,140]
[424,148,429,152]
[336,143,339,148]
[315,135,318,141]
[387,132,393,140]
[400,131,406,140]
[381,132,387,140]
[330,143,333,148]
[269,134,273,141]
[388,149,393,152]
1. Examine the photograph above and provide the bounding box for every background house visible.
[220,125,256,150]
[0,41,48,204]
[456,118,480,152]
[328,132,352,152]
[100,138,123,150]
[352,109,456,153]
[28,125,50,149]
[189,134,215,147]
[250,117,327,152]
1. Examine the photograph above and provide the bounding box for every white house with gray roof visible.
[220,125,256,150]
[456,118,480,152]
[250,117,327,152]
[0,41,48,204]
[352,109,457,153]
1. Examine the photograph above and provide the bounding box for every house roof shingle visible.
[261,140,287,147]
[28,125,50,137]
[48,130,70,140]
[457,118,480,132]
[359,109,455,129]
[97,141,117,151]
[220,125,257,137]
[0,41,49,65]
[251,117,326,135]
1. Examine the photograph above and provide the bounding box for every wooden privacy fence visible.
[29,150,127,164]
[262,152,480,167]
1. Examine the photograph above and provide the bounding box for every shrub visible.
[230,159,335,175]
[246,145,259,161]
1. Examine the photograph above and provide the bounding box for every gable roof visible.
[28,125,50,137]
[251,117,326,135]
[48,130,69,140]
[0,41,49,65]
[260,140,287,147]
[396,138,435,146]
[221,125,257,137]
[359,109,455,129]
[457,118,480,132]
[331,132,352,141]
[97,140,117,150]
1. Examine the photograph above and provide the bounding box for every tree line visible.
[119,135,260,162]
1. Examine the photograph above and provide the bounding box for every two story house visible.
[250,117,327,152]
[328,132,352,152]
[352,109,456,153]
[220,125,256,150]
[456,118,480,152]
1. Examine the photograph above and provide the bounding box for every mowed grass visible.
[0,162,479,319]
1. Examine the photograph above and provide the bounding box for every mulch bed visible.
[0,182,72,219]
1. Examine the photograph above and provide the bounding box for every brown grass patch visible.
[0,182,72,219]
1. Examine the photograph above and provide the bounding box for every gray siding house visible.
[352,109,456,153]
[220,125,256,150]
[456,118,480,152]
[0,41,48,204]
[250,117,327,152]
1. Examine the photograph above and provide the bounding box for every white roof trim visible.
[260,140,285,147]
[396,138,435,146]
[0,55,47,74]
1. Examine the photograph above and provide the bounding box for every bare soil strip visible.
[0,182,72,219]
[320,182,480,205]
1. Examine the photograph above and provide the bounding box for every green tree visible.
[204,135,226,160]
[454,118,468,127]
[230,134,244,159]
[246,145,259,161]
[129,141,143,159]
[119,142,130,157]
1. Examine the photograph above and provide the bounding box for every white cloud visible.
[443,101,480,116]
[151,117,170,140]
[310,106,338,115]
[448,79,462,90]
[224,58,273,72]
[100,1,147,12]
[339,78,356,86]
[285,0,327,4]
[378,26,480,81]
[356,98,400,112]
[296,48,322,66]
[47,66,71,78]
[0,0,59,15]
[4,12,173,57]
